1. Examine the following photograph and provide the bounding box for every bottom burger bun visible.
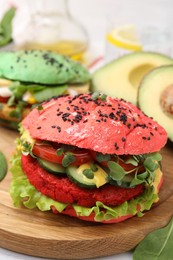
[10,93,167,223]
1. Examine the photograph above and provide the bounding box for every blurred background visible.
[0,0,173,67]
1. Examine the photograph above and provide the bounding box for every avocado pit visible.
[160,85,173,119]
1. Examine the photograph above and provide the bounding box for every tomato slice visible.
[0,96,10,103]
[32,143,92,166]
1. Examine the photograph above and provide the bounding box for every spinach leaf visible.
[133,217,173,260]
[0,7,16,46]
[0,151,7,181]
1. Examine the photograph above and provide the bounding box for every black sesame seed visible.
[57,112,63,116]
[122,137,126,142]
[109,112,115,119]
[120,113,127,124]
[51,125,56,128]
[63,113,70,117]
[57,126,61,132]
[142,137,147,140]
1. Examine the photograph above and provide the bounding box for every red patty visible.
[21,154,145,207]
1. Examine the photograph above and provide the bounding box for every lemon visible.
[106,24,142,51]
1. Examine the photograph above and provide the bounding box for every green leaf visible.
[133,217,173,260]
[90,163,98,172]
[91,92,100,100]
[83,169,94,179]
[9,101,27,119]
[100,93,107,101]
[108,161,126,181]
[37,104,43,111]
[56,148,64,156]
[0,151,7,181]
[9,83,27,100]
[0,7,16,46]
[96,152,111,162]
[33,85,67,102]
[144,157,159,171]
[56,145,76,157]
[27,84,46,93]
[149,152,162,162]
[125,157,138,166]
[130,171,149,187]
[7,95,15,106]
[62,152,76,167]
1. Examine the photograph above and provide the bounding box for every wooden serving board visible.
[0,126,173,259]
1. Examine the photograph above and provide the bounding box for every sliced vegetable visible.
[10,150,159,222]
[0,151,7,181]
[0,96,10,103]
[67,163,108,188]
[32,143,92,166]
[37,157,66,174]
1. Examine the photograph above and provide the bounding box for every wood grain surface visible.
[0,125,173,259]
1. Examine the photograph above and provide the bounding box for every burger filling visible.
[9,128,163,221]
[0,79,89,124]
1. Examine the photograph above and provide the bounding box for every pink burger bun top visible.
[22,94,167,155]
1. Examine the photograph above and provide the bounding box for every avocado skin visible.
[0,50,90,85]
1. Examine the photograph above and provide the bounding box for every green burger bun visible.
[0,50,91,129]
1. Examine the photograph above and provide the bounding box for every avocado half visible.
[138,65,173,141]
[92,52,173,105]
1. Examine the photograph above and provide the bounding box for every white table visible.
[0,248,132,260]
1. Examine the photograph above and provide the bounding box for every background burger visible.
[10,93,167,223]
[0,50,90,129]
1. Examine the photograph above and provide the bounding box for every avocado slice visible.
[67,163,108,188]
[138,65,173,141]
[92,52,173,105]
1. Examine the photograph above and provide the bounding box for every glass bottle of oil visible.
[13,0,88,63]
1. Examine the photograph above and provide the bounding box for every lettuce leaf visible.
[10,151,158,222]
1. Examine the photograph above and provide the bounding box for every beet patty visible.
[21,154,145,207]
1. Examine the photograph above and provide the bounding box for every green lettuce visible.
[10,151,158,222]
